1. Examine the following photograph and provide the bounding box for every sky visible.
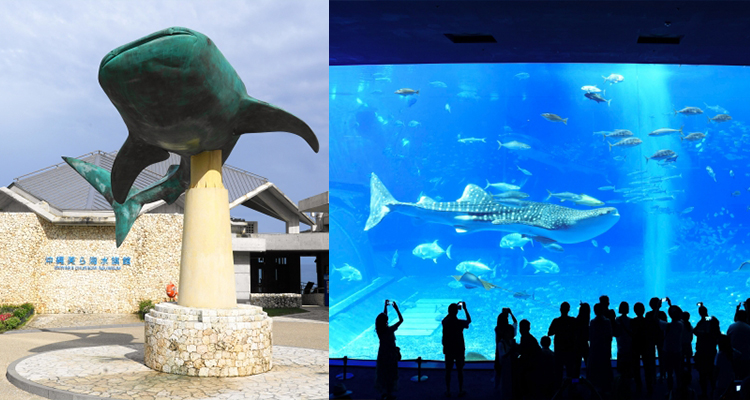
[0,0,329,234]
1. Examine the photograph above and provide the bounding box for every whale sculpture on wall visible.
[63,27,319,246]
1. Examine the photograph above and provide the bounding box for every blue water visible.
[329,63,750,361]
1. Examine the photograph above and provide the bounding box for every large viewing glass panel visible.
[330,63,749,361]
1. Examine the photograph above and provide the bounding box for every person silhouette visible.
[575,302,591,378]
[518,319,541,399]
[646,297,668,382]
[693,304,719,398]
[681,311,694,375]
[539,336,557,398]
[599,295,617,325]
[588,302,613,396]
[631,302,654,395]
[442,302,471,398]
[614,301,634,394]
[495,307,517,397]
[548,301,579,388]
[663,304,684,393]
[715,334,735,399]
[727,309,750,380]
[375,299,403,400]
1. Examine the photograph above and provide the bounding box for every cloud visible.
[0,0,328,233]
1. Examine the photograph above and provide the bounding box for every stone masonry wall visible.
[249,294,301,308]
[0,213,183,313]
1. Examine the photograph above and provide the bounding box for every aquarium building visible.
[0,150,328,313]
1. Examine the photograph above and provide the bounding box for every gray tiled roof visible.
[11,151,268,211]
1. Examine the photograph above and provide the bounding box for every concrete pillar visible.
[285,216,300,234]
[178,150,237,309]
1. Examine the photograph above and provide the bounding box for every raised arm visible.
[463,302,472,324]
[391,301,404,330]
[383,299,389,316]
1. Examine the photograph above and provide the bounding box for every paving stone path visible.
[14,344,328,400]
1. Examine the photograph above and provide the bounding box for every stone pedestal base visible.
[145,302,272,377]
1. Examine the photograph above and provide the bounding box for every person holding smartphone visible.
[375,299,403,400]
[442,301,471,397]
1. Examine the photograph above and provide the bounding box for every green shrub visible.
[4,317,21,329]
[20,303,34,315]
[137,300,155,320]
[13,309,26,319]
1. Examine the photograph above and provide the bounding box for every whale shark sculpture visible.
[63,27,318,246]
[364,173,620,244]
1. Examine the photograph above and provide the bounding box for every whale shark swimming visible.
[364,173,620,244]
[63,27,318,246]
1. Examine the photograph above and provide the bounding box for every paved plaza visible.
[0,306,328,400]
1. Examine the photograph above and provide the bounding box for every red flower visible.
[0,313,12,322]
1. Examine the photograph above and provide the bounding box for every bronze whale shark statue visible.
[63,27,318,246]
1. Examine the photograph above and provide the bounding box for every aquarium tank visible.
[329,63,750,362]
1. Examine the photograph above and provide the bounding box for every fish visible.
[407,97,418,107]
[732,191,741,197]
[648,126,684,137]
[448,281,464,289]
[497,140,531,150]
[430,81,448,88]
[456,261,493,276]
[608,137,643,151]
[645,149,677,163]
[584,92,612,106]
[412,240,452,263]
[598,186,616,191]
[395,88,419,95]
[703,103,728,114]
[572,194,605,207]
[681,132,706,141]
[600,129,634,140]
[707,166,717,182]
[402,138,410,147]
[517,165,533,176]
[603,246,610,254]
[500,233,534,251]
[392,250,399,268]
[737,261,750,271]
[466,352,488,361]
[493,191,530,200]
[513,290,534,300]
[708,114,732,123]
[591,240,598,247]
[458,137,486,143]
[545,190,582,202]
[408,120,421,127]
[613,156,627,161]
[452,272,498,290]
[653,195,675,201]
[730,170,735,178]
[681,207,694,214]
[603,73,624,85]
[365,173,620,244]
[485,180,521,192]
[674,106,703,115]
[515,72,530,80]
[668,245,680,253]
[334,264,363,281]
[541,113,568,124]
[63,27,318,247]
[445,103,451,113]
[581,85,602,93]
[523,257,560,274]
[543,243,565,252]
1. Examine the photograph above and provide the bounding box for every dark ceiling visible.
[330,1,750,66]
